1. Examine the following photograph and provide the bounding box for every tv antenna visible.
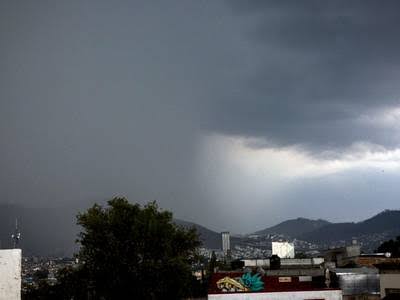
[11,218,21,248]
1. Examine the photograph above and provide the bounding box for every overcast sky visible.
[2,1,400,233]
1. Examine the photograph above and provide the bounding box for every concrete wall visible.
[0,249,21,300]
[380,273,400,298]
[345,245,361,258]
[325,245,361,267]
[281,258,324,266]
[209,289,342,300]
[242,259,270,267]
[343,295,379,300]
[242,258,324,268]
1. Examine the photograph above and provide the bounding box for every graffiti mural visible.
[216,272,264,292]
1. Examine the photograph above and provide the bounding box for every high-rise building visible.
[221,231,230,255]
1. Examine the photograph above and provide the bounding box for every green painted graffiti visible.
[239,272,264,292]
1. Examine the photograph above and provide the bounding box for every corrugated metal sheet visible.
[335,268,379,296]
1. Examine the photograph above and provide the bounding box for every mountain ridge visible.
[174,218,241,249]
[299,209,400,247]
[174,219,222,249]
[1,204,400,255]
[253,217,331,237]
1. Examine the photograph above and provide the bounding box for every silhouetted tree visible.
[208,251,217,274]
[23,266,90,300]
[270,255,281,270]
[376,236,400,257]
[76,198,201,299]
[294,252,309,259]
[32,268,49,282]
[24,198,202,299]
[230,259,245,270]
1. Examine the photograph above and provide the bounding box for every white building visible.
[0,249,21,300]
[272,242,295,259]
[221,232,230,255]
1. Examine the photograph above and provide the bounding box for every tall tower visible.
[221,231,230,255]
[11,218,21,248]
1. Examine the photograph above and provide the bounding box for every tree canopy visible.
[78,198,201,299]
[376,236,400,257]
[24,198,202,299]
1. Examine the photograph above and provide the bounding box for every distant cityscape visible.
[0,209,396,297]
[180,209,400,261]
[11,229,400,299]
[1,207,400,299]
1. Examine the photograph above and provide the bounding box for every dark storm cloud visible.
[208,1,400,150]
[2,0,400,240]
[0,0,226,223]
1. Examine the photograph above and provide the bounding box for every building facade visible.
[376,263,400,299]
[335,267,380,300]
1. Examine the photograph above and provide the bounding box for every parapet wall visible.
[242,258,324,268]
[0,249,21,300]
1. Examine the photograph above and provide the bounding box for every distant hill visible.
[0,204,226,255]
[174,219,229,249]
[299,210,400,250]
[2,203,400,255]
[254,217,331,238]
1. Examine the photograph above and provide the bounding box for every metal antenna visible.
[11,218,21,248]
